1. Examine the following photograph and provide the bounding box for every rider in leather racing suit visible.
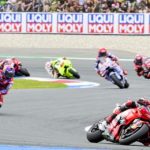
[134,54,150,79]
[45,57,67,78]
[95,48,127,80]
[0,58,22,73]
[99,98,150,146]
[0,65,15,108]
[0,58,14,69]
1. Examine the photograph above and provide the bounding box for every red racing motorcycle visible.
[12,58,30,77]
[0,58,30,77]
[86,105,150,146]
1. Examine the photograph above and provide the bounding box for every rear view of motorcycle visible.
[98,57,129,89]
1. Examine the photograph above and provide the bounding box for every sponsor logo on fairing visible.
[26,13,52,32]
[0,13,22,32]
[57,13,83,33]
[88,14,114,33]
[118,14,144,34]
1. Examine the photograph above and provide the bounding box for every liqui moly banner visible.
[118,14,144,34]
[0,13,150,34]
[26,13,52,33]
[57,13,83,33]
[0,13,22,32]
[88,14,114,34]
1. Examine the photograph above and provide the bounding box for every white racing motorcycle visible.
[98,57,129,89]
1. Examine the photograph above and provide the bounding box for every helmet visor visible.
[5,68,15,78]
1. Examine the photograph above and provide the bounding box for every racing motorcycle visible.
[143,57,150,77]
[0,58,30,77]
[98,57,129,89]
[12,58,30,77]
[52,59,80,79]
[86,105,150,146]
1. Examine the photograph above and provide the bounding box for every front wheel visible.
[124,79,129,88]
[110,73,124,89]
[87,124,104,143]
[16,68,30,76]
[119,124,149,145]
[68,68,80,79]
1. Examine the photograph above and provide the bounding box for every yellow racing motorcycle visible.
[52,59,80,79]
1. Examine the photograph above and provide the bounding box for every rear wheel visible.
[110,73,124,89]
[68,68,80,79]
[119,124,149,145]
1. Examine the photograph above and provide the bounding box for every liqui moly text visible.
[0,13,22,32]
[26,13,52,33]
[57,13,83,33]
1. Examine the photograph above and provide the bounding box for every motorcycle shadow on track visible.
[97,141,145,147]
[101,86,130,90]
[0,112,23,118]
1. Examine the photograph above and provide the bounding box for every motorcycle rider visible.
[0,58,14,69]
[0,57,21,70]
[133,54,150,79]
[0,65,15,107]
[45,57,68,78]
[95,48,127,78]
[98,98,150,146]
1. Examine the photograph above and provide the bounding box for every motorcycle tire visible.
[124,80,129,88]
[119,124,149,145]
[110,73,124,89]
[87,125,104,143]
[68,68,80,79]
[18,68,30,77]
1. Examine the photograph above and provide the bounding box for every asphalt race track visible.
[0,48,149,150]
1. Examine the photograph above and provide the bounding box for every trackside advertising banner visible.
[0,13,22,32]
[118,14,144,34]
[26,13,52,33]
[57,13,83,33]
[88,14,114,34]
[0,12,150,34]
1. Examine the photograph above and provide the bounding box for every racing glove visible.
[111,57,118,62]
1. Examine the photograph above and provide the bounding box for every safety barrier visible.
[0,12,149,34]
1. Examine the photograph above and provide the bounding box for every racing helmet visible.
[3,66,15,79]
[62,57,67,60]
[98,48,107,57]
[12,57,21,66]
[134,54,143,65]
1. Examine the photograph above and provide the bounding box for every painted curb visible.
[15,77,100,89]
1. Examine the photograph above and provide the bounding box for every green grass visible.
[13,79,67,89]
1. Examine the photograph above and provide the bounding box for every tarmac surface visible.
[0,48,149,150]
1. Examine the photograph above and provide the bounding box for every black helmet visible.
[134,54,143,65]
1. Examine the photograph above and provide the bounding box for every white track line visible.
[0,55,133,61]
